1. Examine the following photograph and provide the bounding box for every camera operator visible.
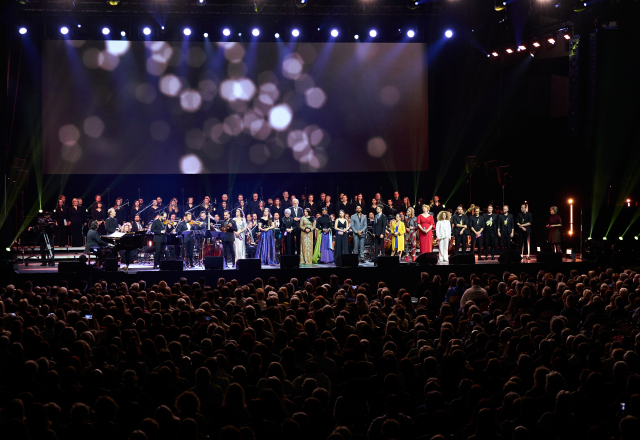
[28,212,56,266]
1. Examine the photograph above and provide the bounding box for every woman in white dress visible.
[436,210,452,264]
[233,209,247,262]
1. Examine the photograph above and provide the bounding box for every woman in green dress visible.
[300,208,316,265]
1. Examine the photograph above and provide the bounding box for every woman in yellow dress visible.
[299,208,316,265]
[390,213,406,260]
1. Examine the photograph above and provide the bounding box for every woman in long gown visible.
[300,208,315,266]
[417,203,435,253]
[405,207,419,262]
[256,208,277,265]
[233,209,247,262]
[390,214,406,260]
[313,207,334,264]
[547,206,563,254]
[333,210,350,263]
[69,198,85,247]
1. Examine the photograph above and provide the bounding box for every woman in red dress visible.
[417,204,435,253]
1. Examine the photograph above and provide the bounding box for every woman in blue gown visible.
[256,208,277,266]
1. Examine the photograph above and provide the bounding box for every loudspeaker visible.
[415,252,439,266]
[104,258,119,272]
[498,250,523,264]
[58,260,80,273]
[237,258,261,271]
[336,254,359,267]
[376,256,399,267]
[280,255,300,269]
[159,260,184,271]
[449,254,476,265]
[537,252,563,263]
[204,256,224,270]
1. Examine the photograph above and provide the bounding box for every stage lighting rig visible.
[296,0,308,8]
[574,0,587,12]
[197,0,206,5]
[495,0,506,11]
[546,33,556,50]
[254,0,265,13]
[408,0,419,10]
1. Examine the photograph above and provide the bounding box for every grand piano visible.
[102,231,148,268]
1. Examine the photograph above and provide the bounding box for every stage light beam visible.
[445,30,453,38]
[61,26,69,35]
[204,33,209,38]
[354,34,359,40]
[19,27,27,35]
[223,28,231,36]
[252,28,260,37]
[184,28,192,36]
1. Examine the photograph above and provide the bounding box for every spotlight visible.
[102,27,110,35]
[161,26,165,30]
[635,236,639,241]
[369,30,377,38]
[518,44,526,51]
[495,0,506,11]
[60,26,69,35]
[408,0,419,10]
[121,31,126,37]
[491,51,499,57]
[532,37,541,48]
[108,0,120,4]
[143,27,151,36]
[547,34,556,45]
[331,29,339,38]
[354,34,359,40]
[184,28,192,36]
[506,48,514,54]
[619,237,624,241]
[563,32,571,40]
[603,237,607,241]
[574,0,587,12]
[252,28,260,37]
[223,28,231,36]
[292,29,299,37]
[19,27,27,35]
[204,32,209,38]
[275,33,280,38]
[296,0,308,7]
[444,30,453,38]
[407,30,415,38]
[568,199,574,204]
[197,0,206,5]
[78,24,81,28]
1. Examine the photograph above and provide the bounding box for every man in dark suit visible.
[290,199,304,255]
[131,215,145,232]
[151,211,167,269]
[451,206,469,255]
[373,205,387,257]
[84,220,112,265]
[247,193,262,216]
[516,204,533,258]
[221,211,236,267]
[498,204,515,252]
[176,213,195,267]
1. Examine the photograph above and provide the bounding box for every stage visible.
[5,253,593,294]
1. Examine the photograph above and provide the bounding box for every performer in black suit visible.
[176,213,195,267]
[150,212,168,269]
[498,205,515,253]
[483,205,499,260]
[84,220,112,265]
[69,198,85,247]
[105,209,118,234]
[469,206,486,259]
[516,204,533,260]
[373,205,387,257]
[451,206,469,255]
[221,211,237,267]
[290,199,304,255]
[280,209,296,255]
[114,197,128,225]
[131,215,145,232]
[54,196,68,247]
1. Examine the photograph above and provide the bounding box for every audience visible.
[0,266,639,440]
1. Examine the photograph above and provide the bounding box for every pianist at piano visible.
[84,220,112,256]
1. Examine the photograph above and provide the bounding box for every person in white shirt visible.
[435,210,452,264]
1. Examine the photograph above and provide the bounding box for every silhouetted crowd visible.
[2,266,640,440]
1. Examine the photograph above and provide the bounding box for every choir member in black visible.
[234,194,245,211]
[498,204,515,252]
[29,212,55,265]
[220,211,236,267]
[90,194,102,219]
[451,206,469,255]
[151,212,168,269]
[105,209,118,234]
[273,212,283,257]
[334,210,350,263]
[54,196,68,247]
[219,201,230,216]
[392,191,403,214]
[337,195,351,217]
[85,220,111,262]
[384,199,396,218]
[319,193,326,206]
[470,206,485,259]
[281,191,292,209]
[280,209,297,256]
[400,197,412,215]
[92,202,106,235]
[167,198,181,220]
[323,195,335,217]
[201,196,214,215]
[304,194,318,217]
[290,199,304,255]
[431,195,444,218]
[176,213,195,267]
[183,197,196,216]
[248,193,262,216]
[113,197,128,225]
[130,200,143,225]
[147,200,159,224]
[271,198,284,220]
[78,197,90,237]
[131,215,144,232]
[547,206,563,253]
[369,199,379,216]
[352,194,365,215]
[516,204,533,260]
[216,194,228,213]
[118,223,138,270]
[373,206,387,257]
[483,204,499,260]
[69,198,85,247]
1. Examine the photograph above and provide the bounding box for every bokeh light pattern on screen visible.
[43,40,427,174]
